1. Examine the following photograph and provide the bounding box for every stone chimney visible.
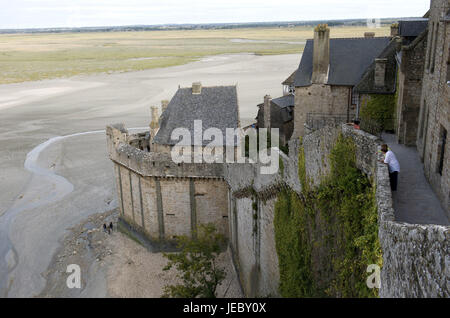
[161,100,169,113]
[149,106,159,141]
[390,23,399,37]
[192,82,202,94]
[263,95,272,128]
[312,24,330,84]
[364,32,375,38]
[374,58,388,87]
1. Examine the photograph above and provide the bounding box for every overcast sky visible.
[0,0,430,29]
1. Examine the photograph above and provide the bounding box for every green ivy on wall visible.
[274,135,381,298]
[360,94,396,132]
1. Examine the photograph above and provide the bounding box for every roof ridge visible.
[306,36,390,41]
[178,84,237,90]
[331,36,391,40]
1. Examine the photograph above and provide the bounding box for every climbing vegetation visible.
[360,94,396,132]
[274,134,381,298]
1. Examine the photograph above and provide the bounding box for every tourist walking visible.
[381,144,400,191]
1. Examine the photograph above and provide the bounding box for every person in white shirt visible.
[381,144,400,191]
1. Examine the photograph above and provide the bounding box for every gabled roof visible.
[354,40,398,94]
[399,19,428,37]
[271,95,294,108]
[294,37,392,87]
[153,85,239,146]
[282,71,297,86]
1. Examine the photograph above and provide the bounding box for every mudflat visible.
[0,53,298,297]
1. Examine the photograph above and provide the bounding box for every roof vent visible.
[192,82,202,94]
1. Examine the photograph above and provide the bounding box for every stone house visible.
[394,18,429,146]
[256,70,296,146]
[291,25,395,138]
[353,35,399,133]
[256,94,294,146]
[416,0,450,215]
[152,82,240,158]
[106,83,241,243]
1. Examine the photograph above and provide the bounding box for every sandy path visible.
[0,53,299,297]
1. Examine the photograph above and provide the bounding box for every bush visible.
[162,224,226,298]
[360,94,396,132]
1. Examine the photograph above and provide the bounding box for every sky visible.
[0,0,430,29]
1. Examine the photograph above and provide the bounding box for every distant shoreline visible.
[0,17,405,35]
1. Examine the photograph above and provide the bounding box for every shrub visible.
[360,94,396,132]
[162,223,226,298]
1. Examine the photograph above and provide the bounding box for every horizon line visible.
[0,16,419,32]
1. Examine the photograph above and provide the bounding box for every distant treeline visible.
[0,18,405,34]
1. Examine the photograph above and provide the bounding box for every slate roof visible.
[294,37,392,87]
[399,19,428,37]
[153,86,239,146]
[282,71,297,86]
[271,95,295,109]
[354,40,398,94]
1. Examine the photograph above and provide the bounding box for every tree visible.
[162,223,226,298]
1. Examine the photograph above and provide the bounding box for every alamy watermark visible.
[170,120,280,174]
[366,264,381,289]
[66,264,81,289]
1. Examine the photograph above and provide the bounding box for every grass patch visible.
[0,26,389,84]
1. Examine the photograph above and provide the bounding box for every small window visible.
[437,126,447,176]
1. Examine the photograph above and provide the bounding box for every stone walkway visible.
[382,133,449,225]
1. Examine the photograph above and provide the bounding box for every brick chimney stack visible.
[312,24,330,84]
[150,106,159,141]
[390,23,399,37]
[161,100,169,113]
[263,95,272,128]
[192,82,202,94]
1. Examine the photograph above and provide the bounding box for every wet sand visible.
[0,53,299,297]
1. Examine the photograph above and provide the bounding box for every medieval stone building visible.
[292,25,395,137]
[416,0,450,215]
[106,2,449,296]
[395,18,429,146]
[106,83,241,243]
[256,93,294,146]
